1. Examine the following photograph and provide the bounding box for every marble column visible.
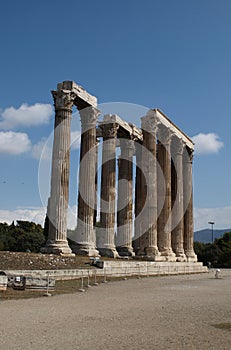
[116,139,135,256]
[183,146,197,262]
[137,113,161,258]
[133,141,145,254]
[42,89,76,255]
[171,136,187,261]
[73,106,100,256]
[157,125,176,261]
[98,122,119,258]
[94,138,99,227]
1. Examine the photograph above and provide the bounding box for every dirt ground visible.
[0,269,230,350]
[0,251,92,270]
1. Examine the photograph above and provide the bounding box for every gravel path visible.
[1,269,231,350]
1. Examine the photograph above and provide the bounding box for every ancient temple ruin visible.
[42,81,197,262]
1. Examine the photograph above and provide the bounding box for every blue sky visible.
[0,0,230,231]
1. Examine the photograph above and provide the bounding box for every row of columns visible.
[43,86,197,262]
[131,114,197,261]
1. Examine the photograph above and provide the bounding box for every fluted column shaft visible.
[94,139,99,227]
[74,107,100,256]
[42,89,75,254]
[98,122,119,257]
[133,141,145,253]
[116,139,135,256]
[137,113,161,258]
[171,136,186,261]
[183,147,197,261]
[157,125,176,261]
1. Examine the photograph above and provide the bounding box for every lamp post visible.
[208,221,215,243]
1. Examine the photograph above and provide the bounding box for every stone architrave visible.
[183,146,197,262]
[98,121,119,258]
[171,136,187,261]
[73,106,101,256]
[42,88,76,255]
[157,125,176,261]
[137,112,161,258]
[116,139,135,256]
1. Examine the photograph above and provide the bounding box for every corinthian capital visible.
[157,124,172,146]
[52,89,76,111]
[171,135,184,157]
[120,139,135,157]
[141,110,158,134]
[100,123,119,139]
[80,106,101,131]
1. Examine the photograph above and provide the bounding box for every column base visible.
[117,246,135,257]
[41,240,74,256]
[72,243,100,257]
[174,249,187,262]
[160,248,176,262]
[98,247,119,258]
[144,247,165,261]
[185,250,198,262]
[176,254,187,262]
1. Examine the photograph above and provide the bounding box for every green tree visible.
[194,231,231,268]
[0,221,45,253]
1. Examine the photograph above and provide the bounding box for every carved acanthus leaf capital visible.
[120,139,135,157]
[157,124,172,146]
[52,89,76,111]
[80,106,101,130]
[141,114,158,134]
[100,123,119,139]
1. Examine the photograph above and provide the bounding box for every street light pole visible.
[208,221,215,243]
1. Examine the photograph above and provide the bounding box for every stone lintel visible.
[128,123,143,141]
[98,114,143,141]
[148,109,194,150]
[57,81,97,110]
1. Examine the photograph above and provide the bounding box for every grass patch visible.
[212,323,231,331]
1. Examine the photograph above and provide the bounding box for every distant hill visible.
[194,228,231,243]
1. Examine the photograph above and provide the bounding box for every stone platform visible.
[5,261,207,281]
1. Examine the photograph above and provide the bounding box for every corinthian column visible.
[98,121,119,258]
[42,89,76,255]
[116,139,135,256]
[133,141,145,254]
[171,136,187,261]
[183,146,197,262]
[157,125,176,261]
[138,112,161,259]
[73,106,100,256]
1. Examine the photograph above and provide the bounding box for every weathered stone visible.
[43,81,197,264]
[42,88,75,255]
[171,136,187,261]
[98,119,119,258]
[157,125,176,261]
[73,106,101,257]
[116,139,135,256]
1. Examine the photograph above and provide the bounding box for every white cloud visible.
[0,131,31,155]
[194,205,231,231]
[0,103,53,129]
[0,205,77,230]
[192,133,224,155]
[0,207,46,227]
[32,137,52,161]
